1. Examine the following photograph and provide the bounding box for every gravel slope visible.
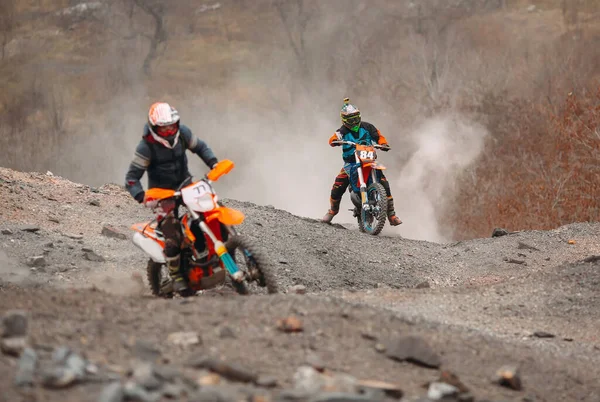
[1,167,599,401]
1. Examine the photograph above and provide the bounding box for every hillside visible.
[2,0,600,242]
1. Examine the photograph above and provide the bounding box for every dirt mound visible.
[1,167,600,401]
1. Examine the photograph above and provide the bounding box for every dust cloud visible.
[389,115,488,242]
[12,1,491,243]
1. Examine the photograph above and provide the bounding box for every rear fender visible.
[132,232,166,264]
[131,222,165,247]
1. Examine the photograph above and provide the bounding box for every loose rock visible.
[84,251,106,262]
[189,357,258,383]
[493,364,522,390]
[1,337,27,356]
[21,225,40,233]
[41,366,80,388]
[277,316,303,333]
[132,362,162,390]
[102,225,127,240]
[518,242,540,251]
[289,284,307,294]
[255,375,278,388]
[123,380,161,402]
[1,228,13,235]
[167,331,201,347]
[356,379,403,399]
[2,310,28,337]
[98,382,125,402]
[14,347,37,387]
[438,370,469,393]
[492,228,509,237]
[532,331,555,339]
[384,336,441,368]
[133,340,162,362]
[219,326,236,339]
[427,382,459,400]
[26,256,47,267]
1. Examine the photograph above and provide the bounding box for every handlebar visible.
[331,140,389,150]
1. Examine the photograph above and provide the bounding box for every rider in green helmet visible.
[323,98,402,226]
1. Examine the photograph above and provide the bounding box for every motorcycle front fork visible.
[188,210,243,281]
[357,168,380,212]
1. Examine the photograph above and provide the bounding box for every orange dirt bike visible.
[130,160,278,297]
[331,140,389,235]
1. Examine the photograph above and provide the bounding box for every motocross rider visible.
[125,102,219,293]
[322,98,402,226]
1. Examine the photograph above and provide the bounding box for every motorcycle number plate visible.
[359,150,374,160]
[181,181,216,212]
[356,145,375,162]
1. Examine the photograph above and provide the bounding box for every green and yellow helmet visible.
[340,97,361,131]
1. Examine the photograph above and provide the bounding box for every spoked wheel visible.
[225,235,279,295]
[358,182,388,236]
[146,259,174,298]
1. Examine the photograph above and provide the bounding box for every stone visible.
[84,251,105,262]
[492,228,509,237]
[277,316,303,333]
[189,357,258,383]
[427,382,459,400]
[493,364,522,390]
[289,285,307,294]
[102,225,127,240]
[2,310,28,337]
[384,336,441,368]
[21,225,40,233]
[1,337,27,356]
[98,382,125,402]
[167,331,201,347]
[26,256,47,267]
[14,347,37,387]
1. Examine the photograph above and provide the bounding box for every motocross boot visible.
[387,197,403,226]
[166,254,188,293]
[322,198,340,223]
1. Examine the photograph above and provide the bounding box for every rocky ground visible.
[1,167,599,402]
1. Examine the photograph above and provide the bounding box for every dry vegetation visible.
[0,0,599,240]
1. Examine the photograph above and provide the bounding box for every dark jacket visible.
[328,122,388,163]
[125,123,218,201]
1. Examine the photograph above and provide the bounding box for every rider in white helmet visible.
[125,102,219,293]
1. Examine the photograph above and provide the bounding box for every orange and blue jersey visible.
[328,121,389,163]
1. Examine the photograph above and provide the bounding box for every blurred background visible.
[1,0,599,241]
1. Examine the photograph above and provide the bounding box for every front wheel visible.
[225,235,279,295]
[357,182,388,236]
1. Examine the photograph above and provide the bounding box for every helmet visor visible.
[343,113,361,127]
[155,123,179,138]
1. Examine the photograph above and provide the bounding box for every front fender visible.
[205,206,245,225]
[364,162,386,170]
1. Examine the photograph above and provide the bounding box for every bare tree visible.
[273,0,316,78]
[132,0,168,75]
[0,0,16,61]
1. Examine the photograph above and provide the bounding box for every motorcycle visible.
[130,160,279,297]
[331,140,389,236]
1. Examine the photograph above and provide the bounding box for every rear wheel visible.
[358,182,388,236]
[225,235,279,295]
[146,260,174,298]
